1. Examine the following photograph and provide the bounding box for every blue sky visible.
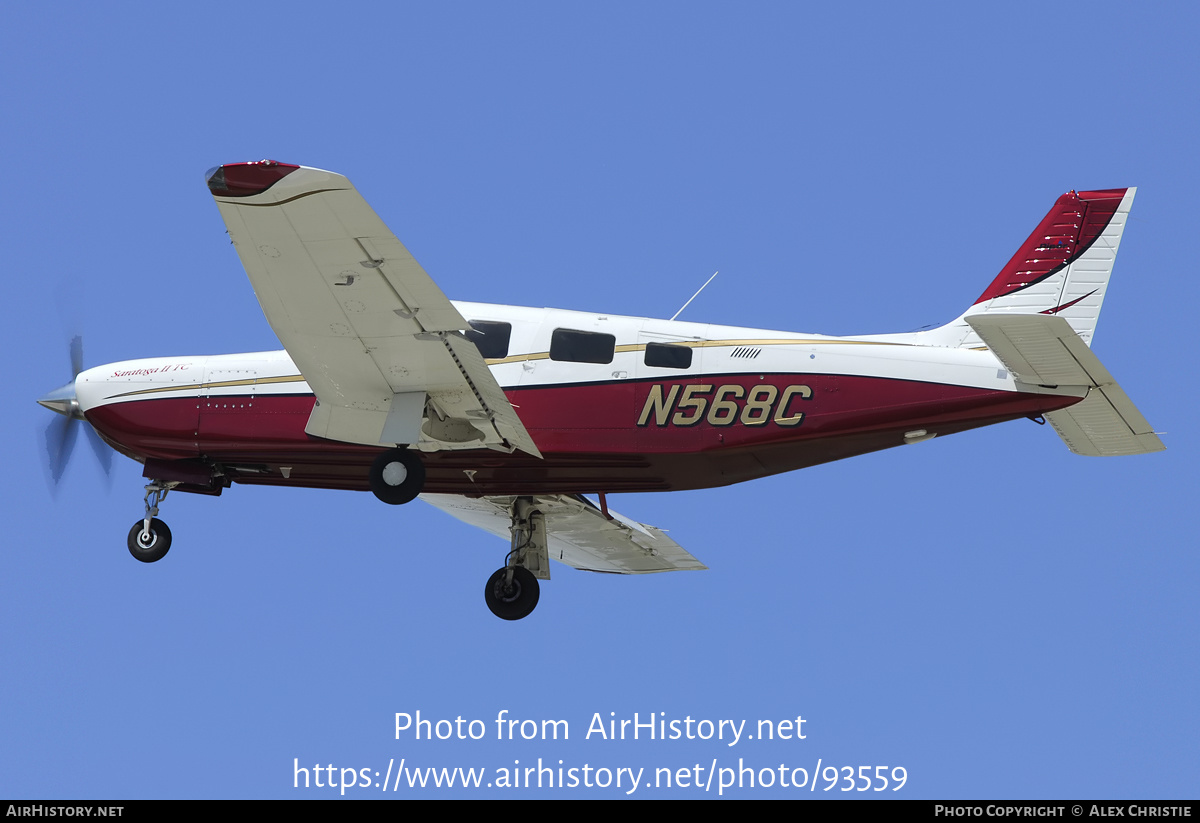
[3,2,1196,799]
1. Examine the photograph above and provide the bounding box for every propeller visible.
[38,335,113,487]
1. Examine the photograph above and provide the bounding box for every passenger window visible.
[644,342,693,369]
[550,329,616,364]
[466,321,512,359]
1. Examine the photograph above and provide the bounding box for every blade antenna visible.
[670,271,719,322]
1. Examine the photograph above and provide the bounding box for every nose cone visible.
[38,380,84,419]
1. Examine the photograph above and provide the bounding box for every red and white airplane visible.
[38,162,1164,620]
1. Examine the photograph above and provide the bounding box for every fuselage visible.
[76,301,1078,496]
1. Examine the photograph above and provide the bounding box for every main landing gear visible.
[366,449,544,620]
[368,447,426,505]
[485,566,539,621]
[485,497,550,621]
[122,464,549,621]
[127,482,176,563]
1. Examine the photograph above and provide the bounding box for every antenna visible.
[670,271,719,321]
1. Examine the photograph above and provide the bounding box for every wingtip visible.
[206,160,300,198]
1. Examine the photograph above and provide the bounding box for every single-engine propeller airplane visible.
[38,162,1164,620]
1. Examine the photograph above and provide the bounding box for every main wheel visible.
[127,518,172,563]
[368,448,426,505]
[485,566,540,621]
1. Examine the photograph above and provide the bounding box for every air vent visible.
[730,347,762,359]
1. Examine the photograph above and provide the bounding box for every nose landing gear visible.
[127,482,176,563]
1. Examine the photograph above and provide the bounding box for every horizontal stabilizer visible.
[967,314,1164,456]
[421,494,706,574]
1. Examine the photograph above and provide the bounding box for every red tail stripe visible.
[973,188,1127,304]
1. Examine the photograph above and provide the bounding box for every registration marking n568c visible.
[637,383,812,428]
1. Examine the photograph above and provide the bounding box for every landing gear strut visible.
[368,447,425,505]
[485,497,549,621]
[127,482,175,563]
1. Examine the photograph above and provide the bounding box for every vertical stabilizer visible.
[924,188,1135,348]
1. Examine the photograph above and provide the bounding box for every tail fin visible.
[926,188,1136,348]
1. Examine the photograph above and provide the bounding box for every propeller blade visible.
[45,415,80,486]
[41,333,118,490]
[85,425,115,479]
[69,335,84,378]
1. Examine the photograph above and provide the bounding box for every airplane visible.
[37,161,1164,620]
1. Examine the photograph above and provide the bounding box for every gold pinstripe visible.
[482,336,909,365]
[101,337,917,400]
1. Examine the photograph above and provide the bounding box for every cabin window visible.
[466,321,512,359]
[550,329,616,364]
[644,342,693,369]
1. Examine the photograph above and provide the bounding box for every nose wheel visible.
[127,517,172,563]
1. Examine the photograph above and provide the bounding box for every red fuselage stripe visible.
[86,374,1080,495]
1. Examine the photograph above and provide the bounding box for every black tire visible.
[127,518,171,563]
[484,566,540,621]
[368,448,425,505]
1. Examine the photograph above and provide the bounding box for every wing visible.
[421,493,707,574]
[206,161,540,457]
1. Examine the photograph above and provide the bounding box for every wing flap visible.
[440,332,542,458]
[422,494,707,574]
